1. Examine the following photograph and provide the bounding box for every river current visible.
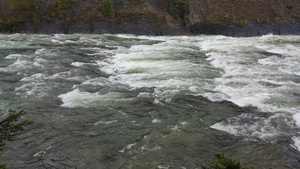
[0,34,300,168]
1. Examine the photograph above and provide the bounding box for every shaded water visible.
[0,34,300,168]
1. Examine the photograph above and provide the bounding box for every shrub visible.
[57,0,71,11]
[54,0,72,25]
[169,0,186,11]
[8,0,39,24]
[0,110,34,150]
[235,20,245,27]
[0,11,4,18]
[0,17,24,32]
[0,110,33,168]
[101,0,115,19]
[210,153,253,169]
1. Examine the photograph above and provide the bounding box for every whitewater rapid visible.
[0,34,300,168]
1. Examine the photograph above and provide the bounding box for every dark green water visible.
[0,34,300,168]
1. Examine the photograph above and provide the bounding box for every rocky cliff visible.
[1,0,300,36]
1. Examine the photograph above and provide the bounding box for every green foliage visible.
[85,12,95,25]
[101,0,115,19]
[169,0,186,11]
[54,0,72,25]
[0,164,7,169]
[149,20,161,30]
[21,0,39,11]
[0,110,33,168]
[0,17,24,32]
[0,110,34,151]
[210,153,253,169]
[0,11,4,18]
[235,20,246,27]
[57,0,71,11]
[9,0,39,23]
[43,4,55,21]
[134,0,147,3]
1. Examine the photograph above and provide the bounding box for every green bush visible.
[9,0,39,23]
[57,0,71,11]
[0,11,4,18]
[54,0,72,25]
[209,153,253,169]
[169,0,186,11]
[0,110,34,150]
[0,17,24,32]
[0,110,33,168]
[101,0,115,19]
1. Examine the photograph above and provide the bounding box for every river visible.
[0,34,300,168]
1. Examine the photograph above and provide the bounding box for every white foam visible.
[82,77,108,86]
[71,62,85,67]
[180,122,189,126]
[21,73,47,81]
[157,165,170,169]
[49,71,71,80]
[5,54,24,59]
[152,119,161,123]
[210,113,291,140]
[34,48,47,56]
[33,58,49,68]
[94,120,117,125]
[33,145,53,157]
[33,151,46,157]
[127,143,136,149]
[15,82,50,98]
[293,113,300,127]
[203,35,300,118]
[58,89,124,108]
[141,145,161,151]
[202,92,229,102]
[292,136,300,151]
[265,45,300,57]
[0,68,10,73]
[12,58,32,69]
[8,34,294,144]
[51,39,64,44]
[258,56,282,66]
[119,142,138,153]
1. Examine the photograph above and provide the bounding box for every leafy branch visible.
[0,110,34,151]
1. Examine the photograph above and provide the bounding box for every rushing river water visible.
[0,34,300,168]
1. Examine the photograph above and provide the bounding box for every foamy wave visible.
[292,136,300,151]
[20,73,47,81]
[58,89,125,108]
[5,54,24,59]
[210,113,294,140]
[15,82,50,99]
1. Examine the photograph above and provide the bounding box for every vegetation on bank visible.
[0,0,187,33]
[9,0,39,23]
[202,153,255,169]
[101,0,115,19]
[169,0,186,11]
[0,0,300,34]
[0,0,119,32]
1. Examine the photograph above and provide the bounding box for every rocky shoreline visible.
[190,22,300,37]
[15,21,300,37]
[1,0,300,37]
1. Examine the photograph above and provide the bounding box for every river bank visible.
[14,21,300,37]
[1,0,300,36]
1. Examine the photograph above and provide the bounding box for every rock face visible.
[0,0,300,36]
[185,0,300,36]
